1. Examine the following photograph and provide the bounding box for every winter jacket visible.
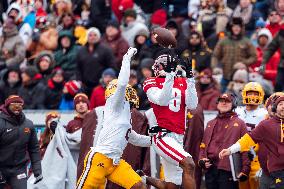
[184,105,204,189]
[59,95,74,110]
[34,51,55,84]
[89,85,106,110]
[65,116,83,134]
[111,0,134,22]
[0,24,25,68]
[0,67,22,104]
[121,21,149,47]
[134,0,162,14]
[27,27,58,63]
[101,32,129,69]
[261,29,284,69]
[18,80,46,109]
[44,79,64,109]
[199,112,250,175]
[266,23,283,37]
[54,30,79,79]
[89,0,112,32]
[196,83,221,111]
[212,36,257,80]
[0,107,41,177]
[181,44,212,72]
[75,43,116,89]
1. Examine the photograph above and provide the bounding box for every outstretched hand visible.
[125,47,137,58]
[219,149,231,159]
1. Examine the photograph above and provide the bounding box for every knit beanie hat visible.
[102,68,117,78]
[123,9,137,19]
[140,58,154,70]
[64,80,81,96]
[23,66,42,80]
[45,111,60,125]
[151,9,167,27]
[87,27,101,39]
[4,95,24,107]
[73,93,89,108]
[274,96,284,109]
[107,20,120,29]
[232,69,249,83]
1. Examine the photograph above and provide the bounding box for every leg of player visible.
[180,157,196,189]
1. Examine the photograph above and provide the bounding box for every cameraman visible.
[0,95,42,189]
[198,93,250,189]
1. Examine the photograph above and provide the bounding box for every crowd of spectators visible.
[0,0,284,111]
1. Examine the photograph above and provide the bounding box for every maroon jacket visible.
[249,116,284,173]
[101,32,129,69]
[184,105,204,189]
[199,112,251,175]
[65,116,83,133]
[196,83,221,111]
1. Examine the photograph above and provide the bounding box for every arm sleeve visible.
[108,52,131,112]
[144,72,175,106]
[230,133,256,153]
[128,129,152,147]
[185,78,198,110]
[28,126,42,177]
[242,41,257,66]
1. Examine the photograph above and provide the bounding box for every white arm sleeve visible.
[128,130,152,147]
[108,53,131,112]
[185,78,198,110]
[146,72,175,106]
[229,142,241,154]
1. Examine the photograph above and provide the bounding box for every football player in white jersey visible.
[235,82,267,189]
[76,48,152,189]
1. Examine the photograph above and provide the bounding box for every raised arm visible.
[143,72,175,106]
[108,47,137,111]
[185,78,198,110]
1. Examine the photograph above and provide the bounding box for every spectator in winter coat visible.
[75,27,116,96]
[0,95,43,188]
[226,69,249,106]
[121,9,149,47]
[27,18,58,64]
[89,68,117,110]
[39,111,61,158]
[45,68,65,109]
[212,17,257,92]
[101,20,129,69]
[266,9,283,37]
[181,31,212,73]
[54,30,79,80]
[196,68,221,111]
[0,17,25,70]
[260,27,284,92]
[197,0,232,38]
[251,28,280,86]
[138,58,154,86]
[165,19,188,55]
[233,0,261,35]
[131,28,150,70]
[57,12,76,34]
[18,66,46,109]
[199,93,250,189]
[59,80,82,110]
[111,0,134,22]
[34,51,55,84]
[5,2,33,46]
[0,66,22,105]
[65,93,90,133]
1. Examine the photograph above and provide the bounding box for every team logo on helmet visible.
[105,79,139,108]
[152,54,174,77]
[242,82,264,105]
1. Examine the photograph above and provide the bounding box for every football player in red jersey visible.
[141,54,198,189]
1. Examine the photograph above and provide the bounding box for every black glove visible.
[50,121,58,134]
[34,174,43,184]
[238,172,248,182]
[0,171,6,184]
[198,159,212,169]
[162,54,176,73]
[184,58,194,78]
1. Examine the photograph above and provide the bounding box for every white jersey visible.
[94,49,151,163]
[235,106,267,131]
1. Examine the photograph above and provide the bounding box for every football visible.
[152,27,177,48]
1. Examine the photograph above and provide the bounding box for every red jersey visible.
[143,77,188,134]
